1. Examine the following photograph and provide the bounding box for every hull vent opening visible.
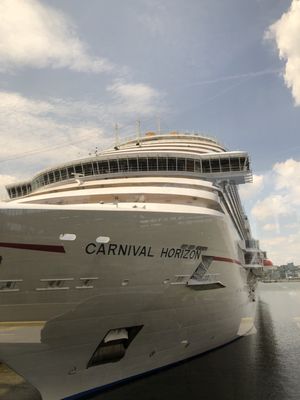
[87,325,143,368]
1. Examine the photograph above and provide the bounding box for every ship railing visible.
[170,273,226,290]
[171,273,220,286]
[6,152,252,199]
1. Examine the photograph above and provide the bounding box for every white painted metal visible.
[0,133,258,400]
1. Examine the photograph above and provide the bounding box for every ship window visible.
[37,176,43,187]
[210,159,220,172]
[229,158,240,171]
[187,159,194,172]
[168,158,176,171]
[202,159,211,173]
[119,159,128,172]
[21,185,27,195]
[158,157,167,170]
[109,160,118,173]
[98,161,109,174]
[177,158,186,171]
[138,158,148,171]
[17,186,22,196]
[60,168,67,180]
[60,233,76,241]
[239,157,249,170]
[42,174,48,185]
[11,188,16,198]
[75,164,83,174]
[220,158,230,172]
[195,160,201,172]
[48,171,55,183]
[92,162,99,175]
[0,281,18,291]
[96,236,110,243]
[128,158,138,171]
[32,180,38,190]
[27,184,32,193]
[148,157,157,171]
[54,170,60,181]
[83,163,93,176]
[68,166,75,178]
[245,158,250,170]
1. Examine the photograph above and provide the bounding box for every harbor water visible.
[1,282,300,400]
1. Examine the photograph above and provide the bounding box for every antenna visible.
[136,120,141,145]
[114,123,119,150]
[157,115,161,135]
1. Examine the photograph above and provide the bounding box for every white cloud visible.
[261,231,300,265]
[0,91,114,190]
[273,158,300,190]
[284,222,299,230]
[107,81,164,117]
[252,159,300,221]
[266,0,300,105]
[0,85,166,188]
[252,194,290,220]
[0,0,113,73]
[250,158,300,264]
[239,174,264,201]
[262,223,278,232]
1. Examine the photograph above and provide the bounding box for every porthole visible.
[96,236,110,243]
[59,233,76,241]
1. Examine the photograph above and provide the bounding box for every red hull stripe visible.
[212,256,242,266]
[0,242,65,253]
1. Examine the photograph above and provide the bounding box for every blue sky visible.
[0,0,299,264]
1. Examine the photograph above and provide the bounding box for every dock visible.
[0,363,41,399]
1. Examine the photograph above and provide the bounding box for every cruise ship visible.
[0,132,264,399]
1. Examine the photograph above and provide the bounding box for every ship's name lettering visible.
[160,247,205,260]
[85,243,154,257]
[85,243,207,260]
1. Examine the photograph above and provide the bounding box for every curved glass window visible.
[61,168,67,180]
[83,163,93,176]
[119,159,128,172]
[128,158,138,171]
[75,164,83,174]
[210,159,220,172]
[68,166,75,178]
[98,161,109,174]
[202,160,210,173]
[54,170,60,182]
[92,162,99,175]
[109,160,118,173]
[138,158,148,171]
[158,157,167,170]
[168,158,176,171]
[7,154,250,199]
[220,158,230,172]
[148,158,158,171]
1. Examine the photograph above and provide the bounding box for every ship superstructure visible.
[0,132,263,399]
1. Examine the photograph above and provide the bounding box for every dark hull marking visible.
[0,242,65,253]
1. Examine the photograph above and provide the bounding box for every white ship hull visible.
[0,203,256,399]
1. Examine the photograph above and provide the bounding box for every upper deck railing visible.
[6,151,251,199]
